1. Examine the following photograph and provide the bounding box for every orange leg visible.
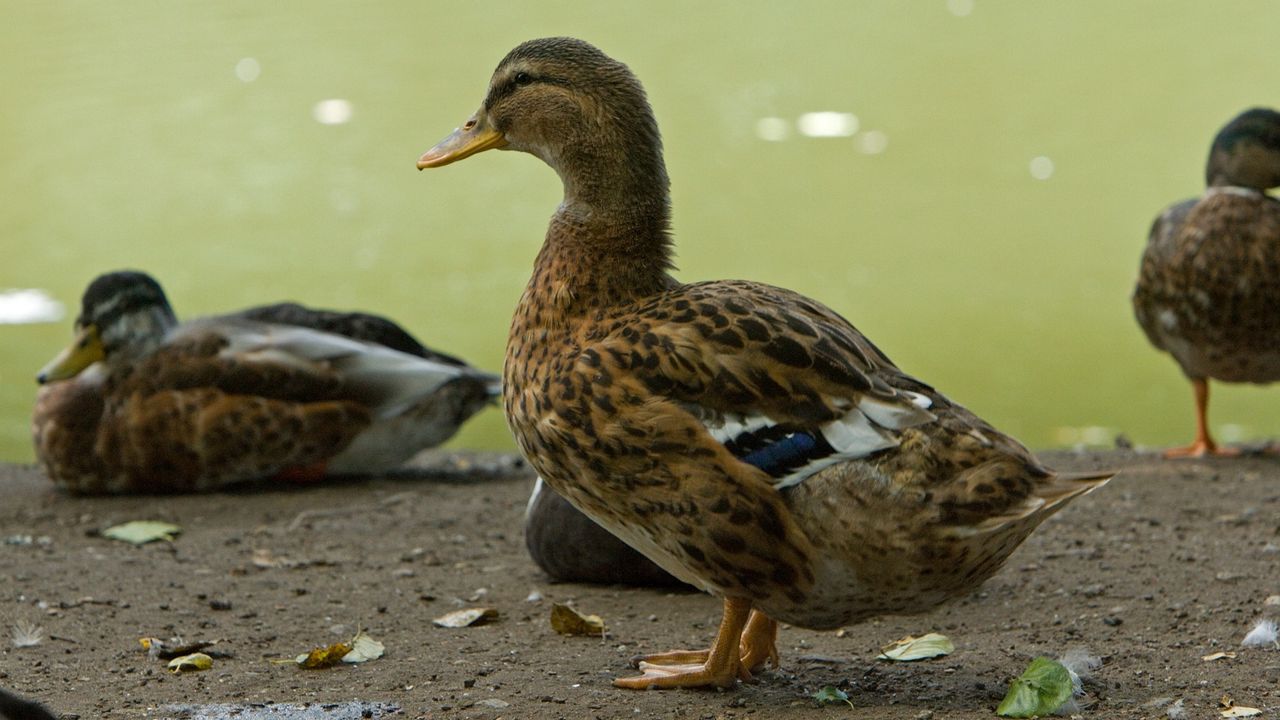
[627,608,780,675]
[738,610,779,672]
[273,462,330,483]
[1165,378,1239,458]
[615,597,752,690]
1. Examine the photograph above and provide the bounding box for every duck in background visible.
[418,37,1111,689]
[33,270,499,494]
[1133,108,1280,457]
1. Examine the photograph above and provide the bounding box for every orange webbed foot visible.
[615,597,754,690]
[614,655,748,690]
[1163,440,1240,458]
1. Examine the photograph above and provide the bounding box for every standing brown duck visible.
[1133,108,1280,457]
[419,37,1110,689]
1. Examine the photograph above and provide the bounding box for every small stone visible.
[477,699,509,709]
[209,598,232,611]
[1078,584,1105,598]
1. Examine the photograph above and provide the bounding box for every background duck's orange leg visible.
[614,597,751,689]
[738,610,779,671]
[273,462,330,483]
[1165,378,1239,458]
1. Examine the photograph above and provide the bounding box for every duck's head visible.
[37,270,177,384]
[418,37,667,214]
[1206,107,1280,190]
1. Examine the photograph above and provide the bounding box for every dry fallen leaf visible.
[140,636,218,661]
[1202,651,1237,661]
[341,630,384,664]
[433,608,499,628]
[167,652,212,673]
[290,629,384,668]
[1219,694,1262,718]
[295,641,353,669]
[549,603,606,637]
[103,521,181,545]
[877,632,954,661]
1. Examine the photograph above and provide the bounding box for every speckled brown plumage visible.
[1133,108,1280,456]
[33,271,498,494]
[419,37,1110,689]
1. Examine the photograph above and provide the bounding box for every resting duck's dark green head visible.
[37,270,177,384]
[418,37,668,221]
[1206,107,1280,190]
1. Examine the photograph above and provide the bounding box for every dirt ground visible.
[1,448,1278,720]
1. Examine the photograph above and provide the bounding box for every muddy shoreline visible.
[1,449,1277,719]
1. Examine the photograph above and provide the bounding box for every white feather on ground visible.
[1241,618,1279,648]
[1056,648,1102,714]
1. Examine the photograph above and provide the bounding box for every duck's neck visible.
[1206,130,1280,190]
[535,140,676,308]
[104,305,176,367]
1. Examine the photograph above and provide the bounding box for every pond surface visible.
[4,2,1280,463]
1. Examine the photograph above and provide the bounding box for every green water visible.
[3,1,1280,464]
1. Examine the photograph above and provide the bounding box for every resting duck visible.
[525,476,685,586]
[418,37,1111,689]
[33,270,499,494]
[1133,108,1280,457]
[244,300,683,587]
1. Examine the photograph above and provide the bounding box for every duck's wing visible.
[590,280,938,488]
[187,318,488,418]
[231,302,471,367]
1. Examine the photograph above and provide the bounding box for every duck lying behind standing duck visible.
[1133,108,1280,457]
[418,37,1112,689]
[33,270,499,494]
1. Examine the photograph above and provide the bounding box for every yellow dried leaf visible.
[549,603,605,637]
[295,641,353,669]
[433,607,498,628]
[140,636,217,660]
[166,652,212,673]
[341,630,385,664]
[1219,695,1262,718]
[1202,651,1237,661]
[878,632,954,661]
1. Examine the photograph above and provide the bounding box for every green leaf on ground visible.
[102,521,181,545]
[996,656,1074,717]
[812,686,853,708]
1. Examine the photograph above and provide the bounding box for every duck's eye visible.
[514,71,533,86]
